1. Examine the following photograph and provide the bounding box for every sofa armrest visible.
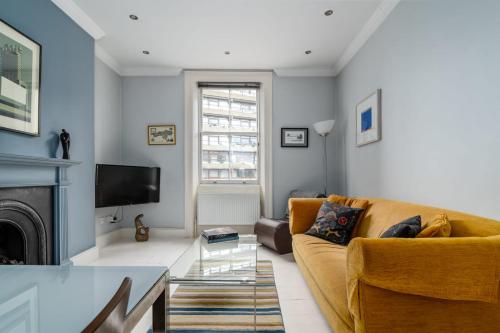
[288,198,326,235]
[346,236,500,312]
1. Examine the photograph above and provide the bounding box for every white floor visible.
[85,236,331,333]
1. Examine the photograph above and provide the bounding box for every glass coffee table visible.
[168,235,260,331]
[169,234,258,285]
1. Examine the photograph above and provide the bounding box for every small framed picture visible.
[148,125,176,145]
[356,89,381,146]
[0,19,42,136]
[281,128,308,148]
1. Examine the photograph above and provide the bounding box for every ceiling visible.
[67,0,385,75]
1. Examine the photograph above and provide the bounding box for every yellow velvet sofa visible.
[289,196,500,333]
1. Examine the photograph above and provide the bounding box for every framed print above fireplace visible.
[0,19,41,136]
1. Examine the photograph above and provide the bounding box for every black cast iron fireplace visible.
[0,186,54,265]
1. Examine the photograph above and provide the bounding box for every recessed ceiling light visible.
[324,9,334,16]
[142,50,150,55]
[129,14,139,20]
[305,50,312,55]
[224,51,231,55]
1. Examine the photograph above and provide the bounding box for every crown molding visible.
[121,67,183,77]
[94,63,183,77]
[51,0,105,40]
[332,0,400,76]
[274,67,335,77]
[95,44,123,75]
[95,45,182,77]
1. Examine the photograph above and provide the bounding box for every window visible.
[199,86,259,183]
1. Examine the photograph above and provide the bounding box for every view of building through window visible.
[200,87,258,182]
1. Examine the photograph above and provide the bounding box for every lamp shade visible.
[313,119,335,136]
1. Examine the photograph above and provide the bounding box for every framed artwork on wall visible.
[281,128,308,147]
[0,19,42,136]
[356,89,381,146]
[148,125,176,145]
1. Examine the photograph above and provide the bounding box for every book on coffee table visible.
[201,227,239,243]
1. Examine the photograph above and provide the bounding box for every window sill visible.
[198,183,260,194]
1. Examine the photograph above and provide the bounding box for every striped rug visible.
[154,260,285,333]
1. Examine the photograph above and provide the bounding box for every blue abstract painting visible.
[361,108,372,132]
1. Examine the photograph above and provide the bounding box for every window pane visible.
[231,168,257,180]
[200,87,258,182]
[203,115,229,131]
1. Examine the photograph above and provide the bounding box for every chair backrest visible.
[82,277,132,333]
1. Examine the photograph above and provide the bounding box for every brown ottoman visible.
[254,218,292,254]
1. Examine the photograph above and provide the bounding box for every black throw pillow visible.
[305,201,364,245]
[380,216,422,238]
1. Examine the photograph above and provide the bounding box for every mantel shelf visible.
[0,153,82,167]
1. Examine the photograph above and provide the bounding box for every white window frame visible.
[198,86,260,185]
[184,71,273,237]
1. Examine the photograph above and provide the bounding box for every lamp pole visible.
[313,119,335,196]
[323,134,328,196]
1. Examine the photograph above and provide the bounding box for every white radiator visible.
[197,185,261,225]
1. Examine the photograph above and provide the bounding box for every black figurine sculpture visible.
[60,129,70,160]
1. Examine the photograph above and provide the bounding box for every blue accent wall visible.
[0,0,95,256]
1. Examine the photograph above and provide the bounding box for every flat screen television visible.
[95,164,160,208]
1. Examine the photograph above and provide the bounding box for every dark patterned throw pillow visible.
[380,216,422,238]
[305,201,365,245]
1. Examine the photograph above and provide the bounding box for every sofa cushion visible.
[305,201,364,245]
[292,234,353,330]
[380,215,422,238]
[327,194,369,210]
[328,195,370,238]
[417,213,451,238]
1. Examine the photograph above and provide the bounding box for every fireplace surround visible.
[0,153,80,265]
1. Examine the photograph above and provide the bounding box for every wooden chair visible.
[82,277,132,333]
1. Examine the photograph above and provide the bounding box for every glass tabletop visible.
[0,265,167,333]
[169,234,258,285]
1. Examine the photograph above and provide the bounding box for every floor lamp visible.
[313,119,335,196]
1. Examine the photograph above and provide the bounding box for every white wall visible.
[121,76,185,229]
[272,76,337,217]
[94,58,123,235]
[117,74,338,227]
[336,0,500,220]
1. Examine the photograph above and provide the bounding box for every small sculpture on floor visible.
[134,214,150,242]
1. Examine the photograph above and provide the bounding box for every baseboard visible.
[71,246,99,265]
[119,227,189,241]
[96,227,189,247]
[96,228,124,249]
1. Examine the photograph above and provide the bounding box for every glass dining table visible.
[0,265,168,333]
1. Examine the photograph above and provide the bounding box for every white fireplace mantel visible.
[0,153,81,167]
[0,153,81,265]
